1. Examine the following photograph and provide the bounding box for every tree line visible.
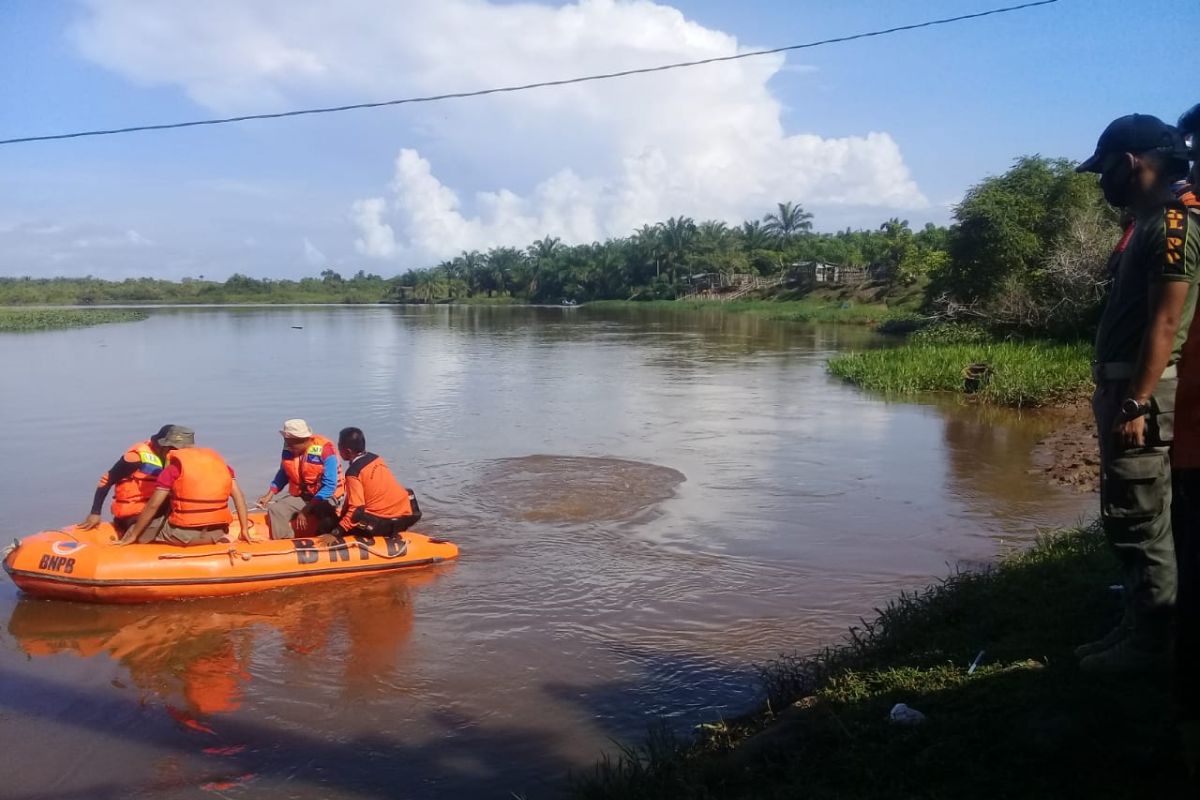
[1,156,1108,336]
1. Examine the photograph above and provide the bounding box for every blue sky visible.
[0,0,1194,279]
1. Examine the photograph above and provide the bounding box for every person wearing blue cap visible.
[1075,113,1197,672]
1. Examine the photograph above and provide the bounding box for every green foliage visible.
[908,322,993,345]
[873,312,929,335]
[0,201,953,309]
[374,203,955,306]
[762,201,813,240]
[35,166,1146,324]
[0,308,147,332]
[0,272,397,306]
[940,156,1107,303]
[584,299,894,325]
[827,338,1091,406]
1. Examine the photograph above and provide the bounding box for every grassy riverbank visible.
[828,338,1091,407]
[572,524,1190,799]
[584,298,902,325]
[0,308,148,332]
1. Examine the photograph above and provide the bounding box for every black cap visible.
[1076,114,1189,173]
[1179,103,1200,138]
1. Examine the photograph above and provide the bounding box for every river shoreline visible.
[1032,404,1099,493]
[571,517,1191,798]
[573,326,1129,796]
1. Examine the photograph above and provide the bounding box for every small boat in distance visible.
[3,512,459,604]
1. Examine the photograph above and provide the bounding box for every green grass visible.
[0,308,148,332]
[571,525,1191,799]
[828,339,1091,407]
[584,298,896,325]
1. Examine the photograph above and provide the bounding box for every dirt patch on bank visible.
[1031,405,1098,493]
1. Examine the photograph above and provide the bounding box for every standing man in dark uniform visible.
[1168,103,1200,771]
[1074,114,1197,672]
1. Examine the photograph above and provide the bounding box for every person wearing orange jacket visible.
[1170,103,1200,756]
[316,427,421,548]
[256,419,344,539]
[79,424,176,534]
[117,426,251,546]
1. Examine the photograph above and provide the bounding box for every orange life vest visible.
[280,434,344,501]
[110,440,164,519]
[345,453,415,522]
[168,448,234,528]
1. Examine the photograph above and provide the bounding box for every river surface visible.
[0,305,1090,799]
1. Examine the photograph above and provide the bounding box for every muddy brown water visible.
[0,305,1091,798]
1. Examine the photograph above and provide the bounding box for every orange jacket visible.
[109,440,164,519]
[339,453,413,532]
[168,448,234,528]
[280,434,344,502]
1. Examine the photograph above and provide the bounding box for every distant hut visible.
[787,260,865,287]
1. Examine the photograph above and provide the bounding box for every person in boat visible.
[316,427,421,547]
[256,418,344,539]
[79,424,176,534]
[116,426,252,546]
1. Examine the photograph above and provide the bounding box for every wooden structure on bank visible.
[676,260,866,302]
[787,261,867,288]
[681,274,784,302]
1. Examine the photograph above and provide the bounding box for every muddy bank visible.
[1031,405,1098,493]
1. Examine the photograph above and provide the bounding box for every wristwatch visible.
[1120,398,1151,420]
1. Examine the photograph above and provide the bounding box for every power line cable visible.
[0,0,1059,147]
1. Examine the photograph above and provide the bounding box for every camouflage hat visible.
[155,425,195,449]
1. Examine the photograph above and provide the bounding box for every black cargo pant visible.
[344,509,422,537]
[1093,376,1178,645]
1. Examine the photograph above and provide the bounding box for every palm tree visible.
[697,220,729,240]
[631,224,664,281]
[740,220,775,251]
[483,247,525,296]
[762,201,814,240]
[660,216,697,283]
[457,250,484,296]
[528,236,562,262]
[413,271,448,303]
[525,236,563,298]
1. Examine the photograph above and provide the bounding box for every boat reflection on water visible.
[6,568,445,725]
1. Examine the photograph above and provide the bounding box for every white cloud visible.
[72,228,153,249]
[350,197,398,258]
[71,0,928,266]
[302,237,326,266]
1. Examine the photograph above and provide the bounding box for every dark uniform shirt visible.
[1095,200,1200,364]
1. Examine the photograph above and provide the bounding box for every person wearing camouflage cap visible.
[117,426,252,546]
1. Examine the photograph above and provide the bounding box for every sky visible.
[0,0,1195,280]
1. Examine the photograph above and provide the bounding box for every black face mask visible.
[1099,156,1135,208]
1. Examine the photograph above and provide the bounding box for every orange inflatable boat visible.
[2,512,459,604]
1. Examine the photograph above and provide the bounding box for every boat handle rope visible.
[156,540,411,563]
